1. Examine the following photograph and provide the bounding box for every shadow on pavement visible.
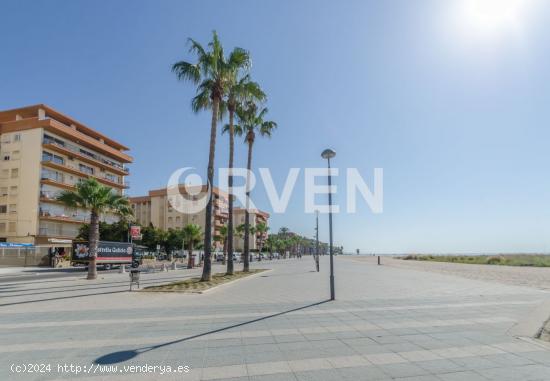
[0,275,195,298]
[94,299,332,365]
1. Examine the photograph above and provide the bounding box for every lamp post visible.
[315,210,320,272]
[321,148,336,301]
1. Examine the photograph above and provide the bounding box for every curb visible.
[140,269,272,294]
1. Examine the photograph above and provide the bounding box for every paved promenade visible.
[1,257,550,380]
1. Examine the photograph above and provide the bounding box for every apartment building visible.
[233,208,270,251]
[0,104,132,252]
[129,186,230,250]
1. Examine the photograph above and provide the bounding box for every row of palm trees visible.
[172,31,277,281]
[56,31,277,281]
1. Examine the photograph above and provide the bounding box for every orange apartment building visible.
[130,188,270,252]
[130,186,230,250]
[0,104,132,253]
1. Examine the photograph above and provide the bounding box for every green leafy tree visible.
[57,178,132,280]
[77,220,130,242]
[233,102,277,271]
[172,31,250,282]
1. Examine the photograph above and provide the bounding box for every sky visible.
[2,0,550,253]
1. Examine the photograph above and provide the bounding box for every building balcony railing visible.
[41,160,129,189]
[43,138,129,176]
[39,209,89,224]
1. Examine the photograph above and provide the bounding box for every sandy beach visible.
[347,255,550,292]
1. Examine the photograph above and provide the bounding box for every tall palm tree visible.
[172,31,250,281]
[57,178,132,280]
[223,75,265,275]
[233,103,277,271]
[255,222,269,260]
[183,223,202,269]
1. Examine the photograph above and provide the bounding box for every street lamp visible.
[315,210,320,272]
[321,148,336,301]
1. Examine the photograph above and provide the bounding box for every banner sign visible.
[73,241,134,260]
[130,225,141,239]
[0,242,33,248]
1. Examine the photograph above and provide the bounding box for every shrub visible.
[486,256,502,265]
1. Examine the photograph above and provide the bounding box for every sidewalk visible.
[1,257,549,380]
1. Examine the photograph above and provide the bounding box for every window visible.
[9,204,16,214]
[0,205,7,213]
[9,186,17,195]
[43,134,65,147]
[41,169,63,183]
[11,168,18,178]
[105,173,117,182]
[79,164,94,175]
[3,155,9,161]
[0,188,7,196]
[175,216,181,224]
[8,222,16,233]
[12,150,20,159]
[0,223,5,232]
[13,134,21,142]
[42,151,64,165]
[1,169,8,179]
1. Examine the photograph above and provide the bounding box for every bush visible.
[486,256,502,265]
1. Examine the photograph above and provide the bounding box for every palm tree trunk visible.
[87,210,99,280]
[243,139,254,272]
[222,235,227,265]
[188,243,194,268]
[226,109,235,275]
[201,97,219,282]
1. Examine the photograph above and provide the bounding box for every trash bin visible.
[129,269,141,291]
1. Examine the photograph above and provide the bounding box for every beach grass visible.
[141,269,267,293]
[399,254,550,267]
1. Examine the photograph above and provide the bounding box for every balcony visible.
[43,138,129,176]
[41,159,129,189]
[39,209,89,224]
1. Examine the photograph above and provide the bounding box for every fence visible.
[0,246,51,267]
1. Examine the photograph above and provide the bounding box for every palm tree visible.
[216,225,229,265]
[265,235,278,258]
[173,31,250,281]
[223,76,265,275]
[183,223,202,269]
[57,178,132,280]
[233,103,277,271]
[255,222,269,260]
[235,223,245,264]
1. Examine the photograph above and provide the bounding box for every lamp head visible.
[321,148,336,160]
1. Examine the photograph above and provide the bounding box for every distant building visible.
[129,185,230,250]
[233,208,270,251]
[129,187,269,251]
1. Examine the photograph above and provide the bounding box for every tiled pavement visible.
[1,257,550,380]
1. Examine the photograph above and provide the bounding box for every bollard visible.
[172,262,177,270]
[377,256,381,265]
[119,264,126,274]
[162,263,168,272]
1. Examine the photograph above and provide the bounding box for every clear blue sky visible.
[2,0,550,253]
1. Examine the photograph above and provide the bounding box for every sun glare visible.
[457,0,534,38]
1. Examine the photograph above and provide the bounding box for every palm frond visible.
[172,61,201,84]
